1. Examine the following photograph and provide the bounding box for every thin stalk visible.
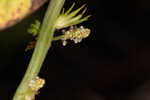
[13,0,65,100]
[53,35,65,41]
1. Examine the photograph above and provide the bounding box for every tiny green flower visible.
[26,20,40,51]
[28,20,41,36]
[55,3,91,29]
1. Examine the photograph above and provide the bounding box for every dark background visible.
[1,0,150,100]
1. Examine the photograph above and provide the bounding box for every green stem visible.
[13,0,65,100]
[53,35,65,41]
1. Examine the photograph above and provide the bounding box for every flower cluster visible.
[26,3,91,50]
[61,26,91,46]
[29,76,45,92]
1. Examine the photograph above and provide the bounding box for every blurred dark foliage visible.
[1,0,150,100]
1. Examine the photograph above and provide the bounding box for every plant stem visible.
[53,35,65,41]
[13,0,65,100]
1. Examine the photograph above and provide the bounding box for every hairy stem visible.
[13,0,65,99]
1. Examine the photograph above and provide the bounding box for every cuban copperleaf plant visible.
[0,0,91,99]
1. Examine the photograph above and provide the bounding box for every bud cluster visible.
[61,26,90,46]
[29,76,45,92]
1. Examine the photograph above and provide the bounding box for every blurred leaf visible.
[0,0,47,30]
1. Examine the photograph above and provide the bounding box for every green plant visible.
[13,0,90,100]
